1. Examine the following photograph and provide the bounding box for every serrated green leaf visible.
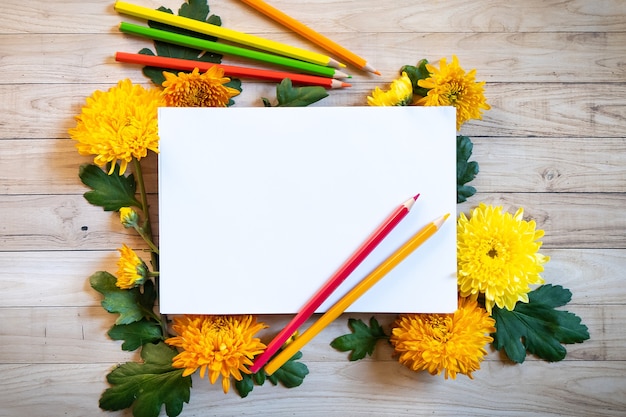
[108,320,163,351]
[456,135,479,203]
[79,163,140,211]
[271,78,328,107]
[401,59,430,97]
[491,284,590,363]
[330,317,388,361]
[100,342,191,417]
[138,0,225,86]
[271,350,309,388]
[89,271,150,325]
[233,373,255,398]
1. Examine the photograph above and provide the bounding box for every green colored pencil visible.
[118,22,350,79]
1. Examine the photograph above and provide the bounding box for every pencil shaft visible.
[114,52,350,89]
[118,22,344,79]
[239,0,378,73]
[264,213,449,376]
[114,0,341,68]
[249,194,418,373]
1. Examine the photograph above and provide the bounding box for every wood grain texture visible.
[0,0,624,416]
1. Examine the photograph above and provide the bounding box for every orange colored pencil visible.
[114,52,352,89]
[249,194,419,373]
[264,213,450,376]
[239,0,380,75]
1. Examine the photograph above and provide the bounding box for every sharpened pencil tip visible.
[413,193,420,201]
[342,82,352,88]
[374,70,382,76]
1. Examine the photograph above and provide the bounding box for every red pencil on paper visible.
[249,193,419,373]
[114,52,352,89]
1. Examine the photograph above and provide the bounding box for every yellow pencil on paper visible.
[239,0,380,75]
[263,213,450,375]
[114,0,344,69]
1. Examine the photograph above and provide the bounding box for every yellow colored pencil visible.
[263,213,450,376]
[114,0,344,69]
[239,0,380,75]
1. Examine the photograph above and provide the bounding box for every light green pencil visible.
[118,22,350,79]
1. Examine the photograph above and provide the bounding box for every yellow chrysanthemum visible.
[165,315,267,394]
[115,244,148,289]
[457,203,549,313]
[390,297,495,379]
[161,67,240,107]
[415,55,490,130]
[69,79,163,175]
[119,207,139,228]
[367,71,413,106]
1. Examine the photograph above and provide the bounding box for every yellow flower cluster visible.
[162,67,240,107]
[115,244,147,289]
[457,203,549,313]
[416,55,491,130]
[390,297,495,379]
[166,315,267,393]
[69,79,163,175]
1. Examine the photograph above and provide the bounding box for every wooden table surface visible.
[1,0,625,416]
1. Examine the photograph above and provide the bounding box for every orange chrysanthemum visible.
[161,67,240,107]
[165,315,266,393]
[415,55,490,130]
[390,297,495,379]
[69,79,163,175]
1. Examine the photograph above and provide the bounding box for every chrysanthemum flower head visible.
[367,71,413,106]
[161,67,240,107]
[457,203,549,313]
[119,207,139,229]
[69,79,163,175]
[390,297,495,379]
[165,315,267,394]
[415,55,490,130]
[115,244,148,289]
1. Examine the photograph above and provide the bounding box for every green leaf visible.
[267,78,328,107]
[491,284,590,363]
[233,373,255,398]
[100,342,191,417]
[108,320,163,351]
[401,59,431,97]
[456,135,479,203]
[79,163,141,211]
[330,317,388,361]
[89,271,151,325]
[270,350,309,388]
[139,0,225,86]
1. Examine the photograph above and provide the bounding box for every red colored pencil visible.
[249,193,419,373]
[114,52,351,89]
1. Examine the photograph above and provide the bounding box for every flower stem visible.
[133,158,169,338]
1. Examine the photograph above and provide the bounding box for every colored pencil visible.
[249,194,419,373]
[263,213,450,376]
[114,0,344,69]
[238,0,380,75]
[118,22,350,79]
[114,52,352,89]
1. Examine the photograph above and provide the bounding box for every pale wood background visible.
[1,0,625,416]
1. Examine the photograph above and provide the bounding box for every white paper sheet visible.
[158,106,457,314]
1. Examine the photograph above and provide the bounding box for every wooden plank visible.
[0,361,624,417]
[0,195,152,251]
[2,32,624,83]
[3,137,623,195]
[2,249,624,308]
[1,0,624,34]
[458,193,626,249]
[0,304,620,364]
[1,83,625,139]
[0,139,158,195]
[470,137,626,193]
[0,193,622,251]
